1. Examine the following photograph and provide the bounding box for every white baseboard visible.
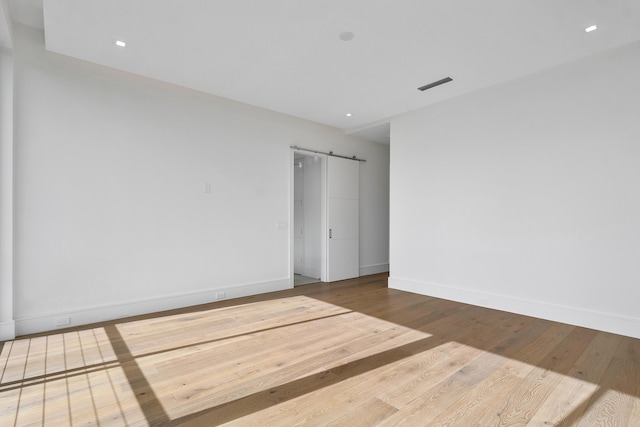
[299,267,321,280]
[15,278,290,336]
[0,320,15,341]
[360,263,389,276]
[389,276,640,340]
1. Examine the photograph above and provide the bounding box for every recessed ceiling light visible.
[115,40,127,47]
[345,113,353,117]
[585,25,598,33]
[339,32,355,41]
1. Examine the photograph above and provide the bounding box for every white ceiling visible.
[0,0,14,48]
[8,1,640,143]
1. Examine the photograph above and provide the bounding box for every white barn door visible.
[326,156,359,282]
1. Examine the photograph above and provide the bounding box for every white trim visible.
[299,267,321,280]
[0,320,15,341]
[15,278,289,336]
[289,149,295,288]
[0,48,13,341]
[360,263,389,276]
[389,276,640,340]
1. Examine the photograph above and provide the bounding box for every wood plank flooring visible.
[2,273,640,426]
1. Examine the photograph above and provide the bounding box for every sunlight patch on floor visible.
[0,331,148,426]
[123,295,432,421]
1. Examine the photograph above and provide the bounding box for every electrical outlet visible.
[55,316,71,327]
[216,292,226,300]
[478,298,488,307]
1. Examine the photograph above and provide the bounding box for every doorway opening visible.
[292,152,325,287]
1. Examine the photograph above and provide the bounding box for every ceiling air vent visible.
[418,77,453,92]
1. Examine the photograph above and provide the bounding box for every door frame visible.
[290,149,327,288]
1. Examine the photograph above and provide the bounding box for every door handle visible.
[329,229,332,239]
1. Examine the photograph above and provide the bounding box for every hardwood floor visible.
[2,273,639,426]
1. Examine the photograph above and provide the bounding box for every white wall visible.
[390,40,640,339]
[359,144,390,276]
[11,24,390,335]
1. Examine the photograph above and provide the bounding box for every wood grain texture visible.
[1,273,639,426]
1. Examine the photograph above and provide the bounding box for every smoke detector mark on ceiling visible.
[339,32,355,41]
[418,77,453,92]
